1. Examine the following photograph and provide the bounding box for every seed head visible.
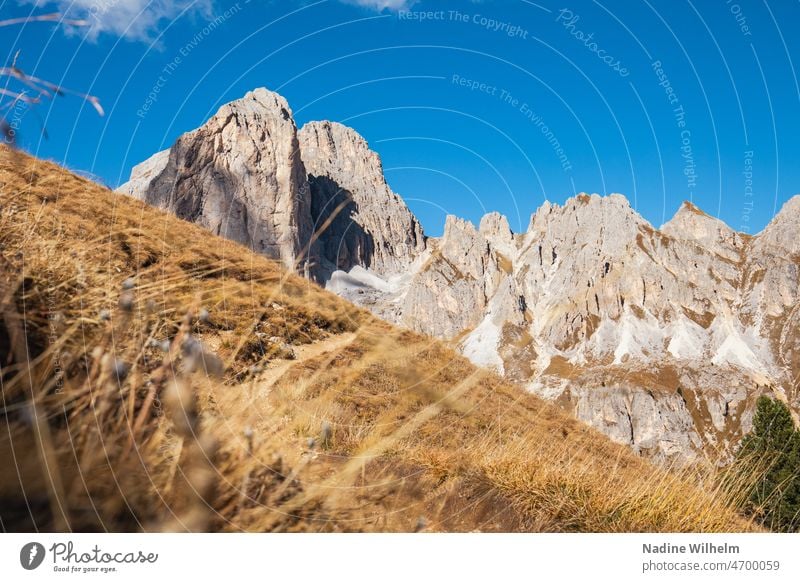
[112,359,129,382]
[118,292,135,312]
[244,426,254,453]
[321,421,332,447]
[182,335,202,358]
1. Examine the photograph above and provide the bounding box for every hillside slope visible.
[1,146,754,532]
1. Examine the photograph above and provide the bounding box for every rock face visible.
[120,89,312,270]
[298,121,425,278]
[119,87,799,464]
[339,192,800,463]
[118,149,170,201]
[117,89,424,277]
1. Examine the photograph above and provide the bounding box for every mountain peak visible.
[766,193,800,225]
[228,87,294,120]
[527,192,645,239]
[444,214,478,236]
[479,211,512,235]
[299,119,384,183]
[660,200,744,259]
[755,194,800,254]
[546,192,632,211]
[302,120,369,147]
[679,200,707,215]
[662,200,730,233]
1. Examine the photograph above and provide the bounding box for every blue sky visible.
[2,0,799,236]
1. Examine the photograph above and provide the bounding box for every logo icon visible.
[19,542,46,570]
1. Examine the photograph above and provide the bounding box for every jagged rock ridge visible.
[370,193,799,461]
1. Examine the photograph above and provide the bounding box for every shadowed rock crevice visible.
[298,120,426,278]
[307,174,375,282]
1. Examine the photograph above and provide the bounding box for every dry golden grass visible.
[0,146,758,532]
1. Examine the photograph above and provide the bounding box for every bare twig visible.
[0,13,104,145]
[0,13,89,29]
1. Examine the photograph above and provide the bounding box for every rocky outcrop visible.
[118,149,169,201]
[340,192,800,462]
[661,201,746,263]
[118,90,425,279]
[754,196,800,256]
[299,121,425,278]
[401,216,491,339]
[119,88,313,270]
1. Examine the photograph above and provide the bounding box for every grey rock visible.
[341,192,800,462]
[119,88,313,271]
[299,120,425,278]
[117,149,170,201]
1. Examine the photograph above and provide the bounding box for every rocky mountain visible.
[118,88,800,463]
[118,88,424,278]
[367,194,799,461]
[120,89,312,270]
[299,120,425,279]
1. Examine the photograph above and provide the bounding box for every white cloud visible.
[23,0,214,41]
[340,0,418,11]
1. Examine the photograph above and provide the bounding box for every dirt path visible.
[255,331,358,393]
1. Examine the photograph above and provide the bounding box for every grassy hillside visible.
[0,146,755,532]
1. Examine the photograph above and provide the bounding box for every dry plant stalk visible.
[1,12,103,145]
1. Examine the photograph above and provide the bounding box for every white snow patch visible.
[666,315,706,359]
[326,266,396,294]
[709,317,771,374]
[461,314,504,373]
[711,331,765,372]
[587,310,664,364]
[613,311,664,364]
